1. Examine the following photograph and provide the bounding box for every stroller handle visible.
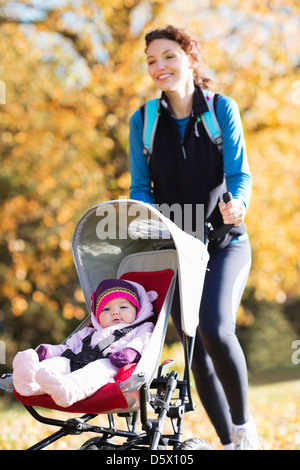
[206,192,235,242]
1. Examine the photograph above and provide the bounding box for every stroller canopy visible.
[72,199,209,337]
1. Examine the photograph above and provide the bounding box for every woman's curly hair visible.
[145,25,213,90]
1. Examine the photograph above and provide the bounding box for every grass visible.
[1,341,299,450]
[0,377,299,450]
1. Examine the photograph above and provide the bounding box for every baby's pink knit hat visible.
[92,279,140,322]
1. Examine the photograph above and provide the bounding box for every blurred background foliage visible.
[0,0,299,375]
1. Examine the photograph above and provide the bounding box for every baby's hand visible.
[35,344,51,362]
[109,348,141,368]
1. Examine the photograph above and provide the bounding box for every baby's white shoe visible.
[12,349,43,396]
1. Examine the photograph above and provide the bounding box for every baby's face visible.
[99,297,137,328]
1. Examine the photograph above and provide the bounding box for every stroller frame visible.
[22,335,197,450]
[6,199,217,450]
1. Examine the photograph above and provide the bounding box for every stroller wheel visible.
[178,437,213,450]
[79,437,118,450]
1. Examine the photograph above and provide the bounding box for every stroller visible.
[1,198,231,450]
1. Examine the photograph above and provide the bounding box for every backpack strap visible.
[142,91,223,162]
[200,90,223,154]
[142,98,160,161]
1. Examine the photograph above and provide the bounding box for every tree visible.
[0,0,168,353]
[0,0,299,361]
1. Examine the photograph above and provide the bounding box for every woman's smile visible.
[157,72,173,81]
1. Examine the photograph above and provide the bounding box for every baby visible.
[13,279,157,407]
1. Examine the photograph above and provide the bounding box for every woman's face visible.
[146,38,193,93]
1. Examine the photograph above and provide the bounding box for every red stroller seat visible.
[13,269,174,414]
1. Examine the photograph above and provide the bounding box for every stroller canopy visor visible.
[72,199,209,337]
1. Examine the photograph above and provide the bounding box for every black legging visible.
[171,237,251,445]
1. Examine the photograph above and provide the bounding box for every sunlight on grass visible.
[1,343,299,450]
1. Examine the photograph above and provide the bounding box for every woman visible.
[129,25,260,450]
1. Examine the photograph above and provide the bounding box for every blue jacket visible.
[129,86,252,253]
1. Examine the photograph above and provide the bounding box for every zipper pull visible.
[194,115,201,137]
[181,143,187,159]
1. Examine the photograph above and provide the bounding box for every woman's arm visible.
[216,95,252,211]
[216,95,252,226]
[129,109,155,204]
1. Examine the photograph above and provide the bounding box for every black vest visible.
[141,86,246,254]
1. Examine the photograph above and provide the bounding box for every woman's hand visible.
[218,198,245,227]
